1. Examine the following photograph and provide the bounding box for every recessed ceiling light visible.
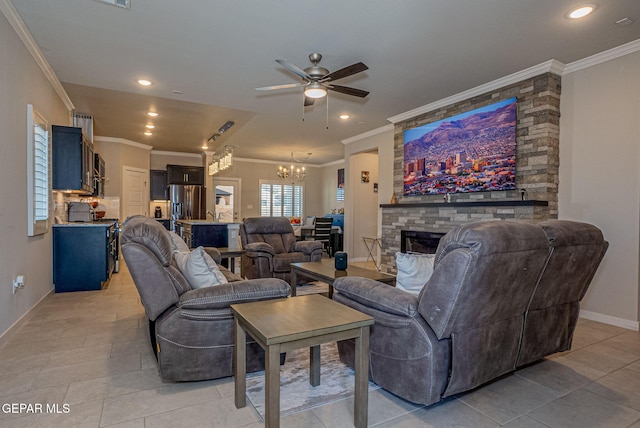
[201,144,209,150]
[567,4,596,19]
[137,79,152,86]
[145,124,155,129]
[339,114,350,120]
[147,111,158,117]
[144,131,152,136]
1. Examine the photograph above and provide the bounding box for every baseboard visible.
[579,309,639,331]
[0,288,54,349]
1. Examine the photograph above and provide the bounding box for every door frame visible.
[212,177,241,222]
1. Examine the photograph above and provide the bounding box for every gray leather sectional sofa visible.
[332,220,608,406]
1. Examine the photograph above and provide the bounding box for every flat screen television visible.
[403,97,517,196]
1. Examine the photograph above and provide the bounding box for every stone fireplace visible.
[380,72,560,273]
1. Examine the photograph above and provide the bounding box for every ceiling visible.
[10,0,640,165]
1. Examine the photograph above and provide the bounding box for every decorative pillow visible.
[174,246,228,289]
[395,252,435,296]
[168,231,190,253]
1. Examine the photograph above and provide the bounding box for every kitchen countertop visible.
[175,220,237,225]
[54,219,119,227]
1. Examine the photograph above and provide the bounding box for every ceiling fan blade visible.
[323,62,368,82]
[328,84,369,98]
[276,59,312,80]
[255,83,303,91]
[304,96,315,107]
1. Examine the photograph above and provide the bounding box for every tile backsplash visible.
[53,192,120,222]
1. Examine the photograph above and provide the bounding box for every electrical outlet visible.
[12,275,25,294]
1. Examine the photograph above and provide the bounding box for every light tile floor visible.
[0,261,639,427]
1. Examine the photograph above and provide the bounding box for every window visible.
[27,104,49,236]
[337,167,344,201]
[260,181,304,218]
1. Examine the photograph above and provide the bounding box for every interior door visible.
[213,178,241,222]
[122,166,149,220]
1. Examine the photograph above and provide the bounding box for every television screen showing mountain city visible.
[403,97,517,196]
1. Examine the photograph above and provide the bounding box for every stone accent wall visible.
[381,72,561,273]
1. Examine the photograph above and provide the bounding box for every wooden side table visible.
[232,295,374,428]
[216,247,245,275]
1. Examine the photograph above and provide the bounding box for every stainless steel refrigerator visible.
[170,185,206,231]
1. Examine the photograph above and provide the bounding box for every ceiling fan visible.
[256,53,369,106]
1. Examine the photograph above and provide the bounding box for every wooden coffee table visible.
[232,295,374,428]
[290,260,396,298]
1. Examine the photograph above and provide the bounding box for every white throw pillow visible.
[168,231,190,253]
[174,246,228,289]
[395,252,435,296]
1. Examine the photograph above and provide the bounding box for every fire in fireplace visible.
[401,230,446,254]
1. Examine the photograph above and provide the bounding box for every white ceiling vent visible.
[93,0,131,9]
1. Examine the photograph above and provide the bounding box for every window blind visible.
[27,104,49,236]
[33,123,48,221]
[259,181,304,218]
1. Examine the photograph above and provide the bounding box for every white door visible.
[213,178,241,222]
[123,166,149,220]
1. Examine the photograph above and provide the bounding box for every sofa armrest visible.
[292,240,323,255]
[203,247,222,264]
[178,278,290,310]
[333,277,418,318]
[244,242,276,256]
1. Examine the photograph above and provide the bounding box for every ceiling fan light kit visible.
[304,82,327,99]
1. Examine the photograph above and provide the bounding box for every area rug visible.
[245,342,380,420]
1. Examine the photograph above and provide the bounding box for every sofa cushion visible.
[174,246,228,289]
[395,252,435,296]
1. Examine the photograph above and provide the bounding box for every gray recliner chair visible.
[240,217,323,285]
[120,216,291,382]
[332,220,608,406]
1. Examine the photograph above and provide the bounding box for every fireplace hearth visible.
[401,230,446,254]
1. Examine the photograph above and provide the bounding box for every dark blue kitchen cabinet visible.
[177,221,228,248]
[166,164,204,185]
[53,223,117,292]
[52,125,94,193]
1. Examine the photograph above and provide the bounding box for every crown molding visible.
[342,124,394,145]
[0,0,74,111]
[564,38,640,74]
[388,60,565,124]
[150,149,201,158]
[95,136,153,151]
[233,157,321,168]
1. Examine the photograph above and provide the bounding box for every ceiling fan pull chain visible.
[326,93,329,130]
[302,92,305,122]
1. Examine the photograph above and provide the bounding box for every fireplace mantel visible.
[380,200,548,209]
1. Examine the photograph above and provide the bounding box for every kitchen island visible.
[175,220,240,249]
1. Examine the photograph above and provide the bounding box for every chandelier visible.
[208,145,234,176]
[277,152,311,182]
[206,121,235,176]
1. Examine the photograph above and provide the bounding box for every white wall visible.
[343,127,395,258]
[319,161,345,215]
[559,51,640,328]
[0,11,70,342]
